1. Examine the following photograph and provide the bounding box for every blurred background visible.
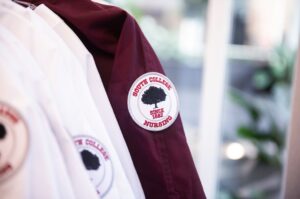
[111,0,299,198]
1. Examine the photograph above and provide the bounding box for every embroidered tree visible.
[81,150,101,170]
[0,123,6,139]
[141,86,166,108]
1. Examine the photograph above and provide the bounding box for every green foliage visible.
[230,89,284,168]
[125,2,144,21]
[230,91,260,122]
[230,45,295,169]
[219,189,266,199]
[253,46,296,91]
[269,46,295,84]
[253,70,273,90]
[226,45,295,199]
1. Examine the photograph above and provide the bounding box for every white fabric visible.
[34,4,145,199]
[0,2,135,198]
[0,25,75,199]
[0,24,99,199]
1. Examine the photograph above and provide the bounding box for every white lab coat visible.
[34,4,145,199]
[0,2,136,198]
[0,24,99,199]
[0,25,75,199]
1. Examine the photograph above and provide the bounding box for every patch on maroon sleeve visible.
[128,72,179,132]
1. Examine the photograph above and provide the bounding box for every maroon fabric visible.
[27,0,206,198]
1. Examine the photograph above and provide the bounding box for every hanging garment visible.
[0,23,99,199]
[0,1,136,198]
[23,0,206,198]
[33,5,145,199]
[0,25,76,199]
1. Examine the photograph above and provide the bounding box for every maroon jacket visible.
[27,0,206,198]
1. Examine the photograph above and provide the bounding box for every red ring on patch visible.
[0,101,29,183]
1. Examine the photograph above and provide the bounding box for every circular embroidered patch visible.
[0,102,29,182]
[74,136,113,197]
[128,72,179,131]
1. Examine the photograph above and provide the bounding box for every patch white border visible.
[127,72,180,132]
[73,135,114,197]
